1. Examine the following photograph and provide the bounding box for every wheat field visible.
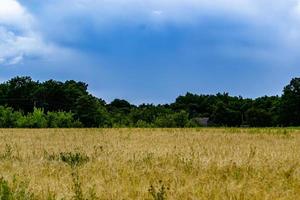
[0,128,299,199]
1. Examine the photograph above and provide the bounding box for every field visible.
[0,128,299,199]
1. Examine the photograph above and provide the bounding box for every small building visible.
[194,117,210,127]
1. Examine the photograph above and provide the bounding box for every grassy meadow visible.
[0,128,299,199]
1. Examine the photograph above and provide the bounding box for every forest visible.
[0,76,299,128]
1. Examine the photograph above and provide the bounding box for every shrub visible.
[136,120,152,128]
[0,106,22,128]
[154,115,176,128]
[47,111,82,128]
[172,111,189,128]
[60,152,89,168]
[71,170,84,200]
[59,151,91,200]
[17,108,47,128]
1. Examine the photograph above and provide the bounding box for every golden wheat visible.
[0,128,299,199]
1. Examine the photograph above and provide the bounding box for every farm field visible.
[0,128,299,200]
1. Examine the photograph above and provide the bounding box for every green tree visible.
[0,106,22,128]
[74,95,110,127]
[5,76,38,113]
[211,102,242,127]
[173,111,189,127]
[245,107,272,127]
[280,78,300,126]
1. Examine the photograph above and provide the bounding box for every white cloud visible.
[0,0,33,28]
[152,10,163,16]
[0,0,54,65]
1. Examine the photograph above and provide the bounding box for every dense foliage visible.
[0,76,299,127]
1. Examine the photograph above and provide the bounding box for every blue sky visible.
[1,0,300,104]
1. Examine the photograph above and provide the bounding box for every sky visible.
[1,0,300,104]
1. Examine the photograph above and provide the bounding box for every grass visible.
[0,128,299,199]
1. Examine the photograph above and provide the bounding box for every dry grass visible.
[0,128,299,199]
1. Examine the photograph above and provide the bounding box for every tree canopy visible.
[0,76,298,128]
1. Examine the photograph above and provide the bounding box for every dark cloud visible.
[1,0,300,103]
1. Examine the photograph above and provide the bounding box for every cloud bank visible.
[18,0,300,55]
[2,0,300,103]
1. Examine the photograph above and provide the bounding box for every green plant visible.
[0,176,34,200]
[0,177,11,200]
[16,108,47,128]
[71,171,84,200]
[60,151,90,200]
[60,152,89,168]
[47,111,81,128]
[0,106,22,128]
[148,180,169,200]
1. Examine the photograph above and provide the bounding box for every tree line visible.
[0,76,299,128]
